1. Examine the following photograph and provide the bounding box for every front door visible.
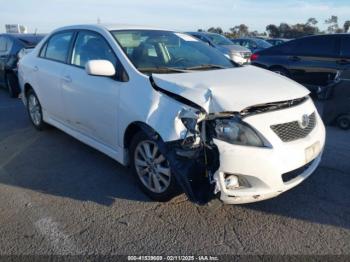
[288,35,340,87]
[62,30,123,149]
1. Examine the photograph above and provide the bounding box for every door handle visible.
[33,66,39,72]
[337,59,350,65]
[289,56,301,62]
[63,75,72,83]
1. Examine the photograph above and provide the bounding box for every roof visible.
[186,31,219,36]
[54,24,171,33]
[0,33,46,47]
[0,33,46,38]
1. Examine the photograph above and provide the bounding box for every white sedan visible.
[18,24,326,204]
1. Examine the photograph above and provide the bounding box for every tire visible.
[5,73,20,98]
[129,131,179,202]
[26,89,46,130]
[270,67,290,78]
[337,115,350,130]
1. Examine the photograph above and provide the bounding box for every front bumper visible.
[213,99,326,204]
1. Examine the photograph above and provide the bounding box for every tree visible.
[266,18,321,39]
[207,27,223,34]
[306,18,318,26]
[344,21,350,33]
[279,23,291,38]
[229,24,249,37]
[325,15,340,33]
[266,24,280,38]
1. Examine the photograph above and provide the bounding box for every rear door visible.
[34,31,74,121]
[339,35,350,71]
[288,35,340,86]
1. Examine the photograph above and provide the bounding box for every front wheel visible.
[130,132,179,202]
[26,89,46,130]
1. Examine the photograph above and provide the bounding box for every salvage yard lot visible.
[0,89,349,255]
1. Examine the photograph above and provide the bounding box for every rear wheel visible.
[26,89,46,130]
[130,131,179,202]
[5,73,19,98]
[337,115,350,130]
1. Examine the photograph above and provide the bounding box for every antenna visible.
[97,17,101,24]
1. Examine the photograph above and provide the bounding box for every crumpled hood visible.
[217,44,251,54]
[152,65,310,113]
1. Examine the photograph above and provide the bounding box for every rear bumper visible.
[231,55,250,65]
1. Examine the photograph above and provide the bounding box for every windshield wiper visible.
[139,67,189,73]
[184,64,229,70]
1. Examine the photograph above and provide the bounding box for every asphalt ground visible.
[0,88,349,256]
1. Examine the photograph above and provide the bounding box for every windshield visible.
[205,34,233,46]
[111,30,234,74]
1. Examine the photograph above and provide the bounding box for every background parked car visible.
[251,34,350,96]
[187,32,252,65]
[0,33,45,97]
[230,37,272,53]
[265,38,290,46]
[321,69,350,130]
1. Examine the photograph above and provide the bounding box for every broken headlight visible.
[213,118,269,147]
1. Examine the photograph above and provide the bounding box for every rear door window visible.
[296,36,338,57]
[41,32,73,63]
[340,36,350,58]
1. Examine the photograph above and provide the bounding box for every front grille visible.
[282,159,315,183]
[271,112,316,142]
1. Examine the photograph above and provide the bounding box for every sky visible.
[0,0,349,34]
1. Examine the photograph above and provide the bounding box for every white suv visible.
[18,25,326,204]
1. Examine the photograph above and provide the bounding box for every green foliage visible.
[198,16,349,39]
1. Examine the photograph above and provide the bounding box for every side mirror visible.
[85,60,116,77]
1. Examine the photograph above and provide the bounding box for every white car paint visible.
[152,66,309,113]
[18,24,326,204]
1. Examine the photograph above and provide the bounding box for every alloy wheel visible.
[134,140,171,193]
[28,94,42,126]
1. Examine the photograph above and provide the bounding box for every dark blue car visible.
[0,34,45,97]
[230,38,272,53]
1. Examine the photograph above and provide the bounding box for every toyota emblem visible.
[300,114,310,129]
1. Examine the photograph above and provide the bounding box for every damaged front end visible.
[153,107,272,205]
[148,76,310,205]
[145,90,266,204]
[141,106,220,205]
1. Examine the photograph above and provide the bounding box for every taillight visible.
[250,53,259,61]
